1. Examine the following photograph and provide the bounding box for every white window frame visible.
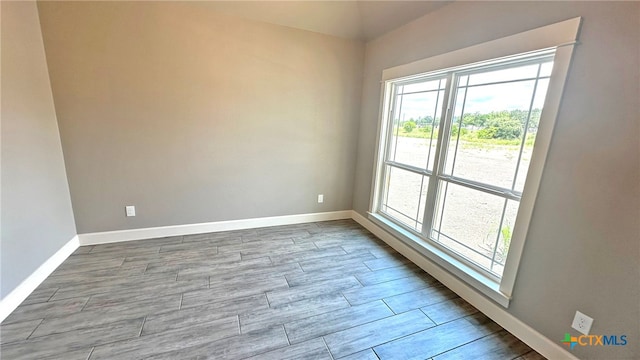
[369,18,582,307]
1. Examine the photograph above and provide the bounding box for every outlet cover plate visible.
[571,310,593,335]
[125,205,136,217]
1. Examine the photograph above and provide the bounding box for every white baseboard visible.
[350,210,577,360]
[79,210,353,246]
[0,235,79,323]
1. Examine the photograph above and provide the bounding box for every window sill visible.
[367,212,511,308]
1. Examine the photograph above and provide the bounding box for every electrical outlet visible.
[125,205,136,217]
[571,310,594,335]
[317,194,324,203]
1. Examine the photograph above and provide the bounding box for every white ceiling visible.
[197,1,451,41]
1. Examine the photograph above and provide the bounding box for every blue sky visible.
[397,62,552,122]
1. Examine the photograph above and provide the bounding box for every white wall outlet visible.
[317,194,324,203]
[125,205,136,217]
[571,310,594,335]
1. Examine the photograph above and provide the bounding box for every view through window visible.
[378,52,555,279]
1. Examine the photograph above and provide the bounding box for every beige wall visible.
[0,1,77,298]
[353,2,639,358]
[37,1,364,234]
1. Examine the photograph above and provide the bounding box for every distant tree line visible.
[400,109,542,140]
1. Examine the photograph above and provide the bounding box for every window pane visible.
[468,63,539,86]
[490,199,520,276]
[445,79,537,189]
[389,84,445,171]
[539,61,554,77]
[386,89,404,163]
[426,91,445,170]
[381,166,428,232]
[433,182,506,272]
[513,78,550,192]
[400,78,442,94]
[443,86,468,176]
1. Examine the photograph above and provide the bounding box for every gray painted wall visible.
[37,1,364,234]
[353,2,639,358]
[0,1,77,299]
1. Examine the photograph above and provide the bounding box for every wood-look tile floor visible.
[1,220,546,360]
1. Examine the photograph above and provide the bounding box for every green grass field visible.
[394,126,536,149]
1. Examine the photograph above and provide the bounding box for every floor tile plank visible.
[82,277,208,306]
[420,297,478,325]
[3,317,143,360]
[3,298,89,324]
[175,256,272,278]
[182,276,289,308]
[142,252,243,274]
[383,284,458,314]
[243,337,332,360]
[30,294,181,337]
[514,350,547,360]
[71,245,94,255]
[337,348,380,360]
[208,262,303,286]
[158,241,218,253]
[182,232,242,245]
[49,271,178,301]
[82,292,182,313]
[20,287,58,305]
[240,293,350,333]
[90,236,182,253]
[0,319,42,344]
[284,300,394,345]
[42,263,148,288]
[143,294,267,335]
[89,317,239,360]
[266,277,361,307]
[324,309,436,358]
[372,313,502,360]
[143,326,290,360]
[433,329,532,360]
[364,255,412,271]
[298,251,378,273]
[52,257,125,275]
[285,264,371,287]
[270,246,348,265]
[342,276,432,306]
[143,314,239,338]
[355,264,427,286]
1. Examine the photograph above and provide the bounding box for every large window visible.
[370,18,580,306]
[380,53,553,279]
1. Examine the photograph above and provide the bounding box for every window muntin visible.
[380,166,429,232]
[379,75,447,233]
[386,78,447,171]
[377,52,555,279]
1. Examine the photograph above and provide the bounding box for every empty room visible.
[1,1,638,359]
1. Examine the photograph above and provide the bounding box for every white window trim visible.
[369,17,582,307]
